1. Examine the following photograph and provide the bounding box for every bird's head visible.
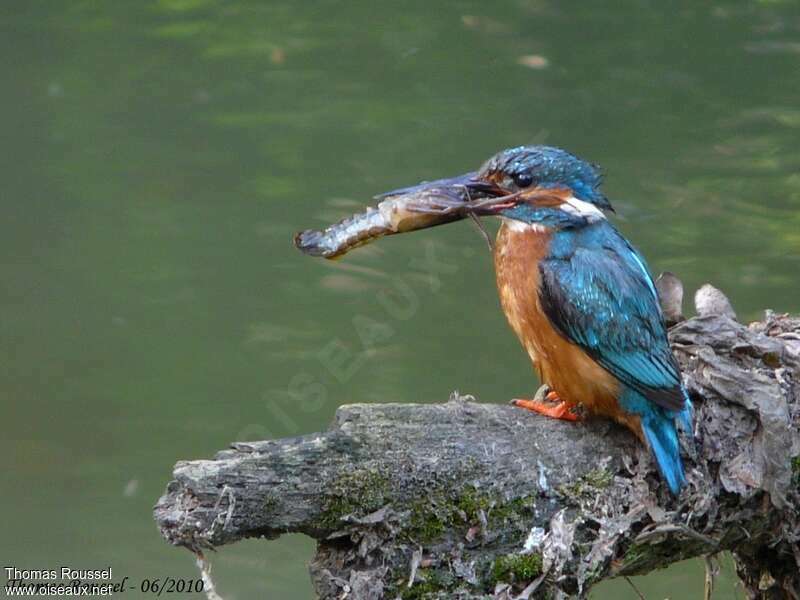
[466,145,613,228]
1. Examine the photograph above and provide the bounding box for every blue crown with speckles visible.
[479,145,612,211]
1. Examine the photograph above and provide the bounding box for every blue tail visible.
[641,413,685,495]
[621,389,693,495]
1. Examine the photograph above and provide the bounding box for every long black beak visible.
[377,172,514,218]
[376,172,490,201]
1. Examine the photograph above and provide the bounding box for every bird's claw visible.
[511,385,582,421]
[533,384,551,402]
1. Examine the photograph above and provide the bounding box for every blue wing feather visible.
[539,222,684,412]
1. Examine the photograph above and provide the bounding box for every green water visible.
[2,1,799,598]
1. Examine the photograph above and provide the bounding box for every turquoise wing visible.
[538,235,684,413]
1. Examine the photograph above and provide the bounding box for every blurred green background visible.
[2,0,799,598]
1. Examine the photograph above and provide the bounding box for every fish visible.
[294,173,482,259]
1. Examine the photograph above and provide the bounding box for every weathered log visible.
[154,310,800,599]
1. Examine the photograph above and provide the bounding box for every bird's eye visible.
[513,172,533,188]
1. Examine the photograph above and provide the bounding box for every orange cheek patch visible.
[519,186,572,208]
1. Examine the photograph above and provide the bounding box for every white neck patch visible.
[501,218,549,233]
[559,195,606,221]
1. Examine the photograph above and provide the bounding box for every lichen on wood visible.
[154,302,800,599]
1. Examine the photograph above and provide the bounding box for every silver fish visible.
[294,173,480,259]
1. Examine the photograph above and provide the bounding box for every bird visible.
[295,144,694,494]
[459,146,693,494]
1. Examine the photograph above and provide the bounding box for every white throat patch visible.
[560,195,606,221]
[501,218,549,233]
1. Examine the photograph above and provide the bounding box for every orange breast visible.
[494,221,641,435]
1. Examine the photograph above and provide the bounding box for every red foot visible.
[512,392,582,422]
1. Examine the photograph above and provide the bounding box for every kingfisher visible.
[296,145,693,494]
[454,146,693,494]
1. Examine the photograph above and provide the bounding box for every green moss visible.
[319,477,540,543]
[792,456,800,488]
[402,487,467,543]
[263,494,279,512]
[317,469,389,530]
[399,571,454,600]
[584,468,613,488]
[402,486,536,544]
[490,495,535,523]
[400,580,441,600]
[406,501,447,542]
[320,479,538,545]
[558,468,613,499]
[455,487,492,521]
[318,497,356,530]
[453,487,535,528]
[489,553,543,586]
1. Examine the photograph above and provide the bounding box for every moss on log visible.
[155,310,800,599]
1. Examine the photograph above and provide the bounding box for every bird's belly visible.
[494,223,632,426]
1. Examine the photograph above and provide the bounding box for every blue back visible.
[539,219,685,412]
[535,220,692,494]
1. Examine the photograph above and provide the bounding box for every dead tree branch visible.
[155,309,800,599]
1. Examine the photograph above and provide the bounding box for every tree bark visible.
[154,311,800,599]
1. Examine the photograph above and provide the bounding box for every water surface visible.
[2,1,799,597]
